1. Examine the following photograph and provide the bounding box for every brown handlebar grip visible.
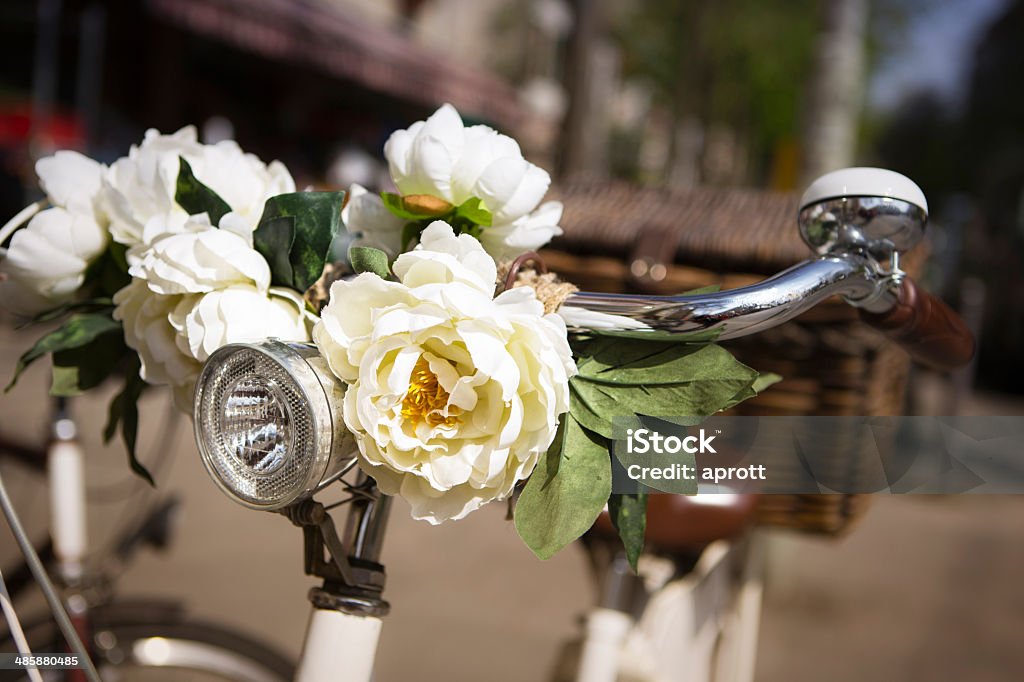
[860,277,975,371]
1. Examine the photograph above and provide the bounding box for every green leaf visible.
[453,197,493,227]
[253,191,344,292]
[104,359,153,486]
[608,492,648,571]
[680,284,722,295]
[349,245,390,278]
[17,298,113,329]
[51,331,128,396]
[576,339,757,387]
[572,377,753,423]
[380,192,453,220]
[515,415,612,560]
[568,381,616,439]
[6,313,122,392]
[253,213,296,287]
[175,157,232,225]
[721,371,782,410]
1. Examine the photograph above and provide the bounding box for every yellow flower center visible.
[401,357,460,428]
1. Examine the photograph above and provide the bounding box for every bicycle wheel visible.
[2,606,295,682]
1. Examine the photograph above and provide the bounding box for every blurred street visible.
[3,321,1024,681]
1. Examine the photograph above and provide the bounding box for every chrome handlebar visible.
[562,252,898,340]
[562,168,927,342]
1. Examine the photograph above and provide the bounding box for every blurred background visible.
[1,0,1023,680]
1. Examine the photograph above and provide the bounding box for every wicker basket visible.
[544,180,924,535]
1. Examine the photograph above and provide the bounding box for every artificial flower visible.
[0,152,108,315]
[315,222,576,523]
[127,214,271,295]
[102,126,294,246]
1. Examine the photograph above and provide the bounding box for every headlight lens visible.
[194,340,353,510]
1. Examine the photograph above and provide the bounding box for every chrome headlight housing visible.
[193,340,355,510]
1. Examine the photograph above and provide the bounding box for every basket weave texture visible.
[545,180,924,535]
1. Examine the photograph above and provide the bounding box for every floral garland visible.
[1,105,773,563]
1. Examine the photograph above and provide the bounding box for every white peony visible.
[114,279,311,411]
[0,152,108,315]
[0,208,107,315]
[314,222,576,523]
[341,103,562,261]
[127,214,270,295]
[102,126,294,246]
[169,285,310,365]
[113,280,202,410]
[36,150,106,215]
[479,200,564,262]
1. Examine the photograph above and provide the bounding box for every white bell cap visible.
[800,167,928,214]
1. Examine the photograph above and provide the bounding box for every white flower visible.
[115,279,311,411]
[0,208,107,315]
[384,104,550,224]
[0,152,108,315]
[113,280,202,410]
[36,150,105,215]
[103,126,294,246]
[343,183,405,257]
[479,200,564,262]
[314,222,576,523]
[169,285,311,364]
[355,103,561,260]
[127,214,270,295]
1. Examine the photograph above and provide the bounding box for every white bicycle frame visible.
[295,609,381,682]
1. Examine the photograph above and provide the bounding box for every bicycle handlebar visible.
[564,254,975,370]
[860,276,975,371]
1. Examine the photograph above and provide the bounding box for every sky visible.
[868,0,1010,112]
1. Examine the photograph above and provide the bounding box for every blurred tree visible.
[801,0,869,184]
[616,0,818,186]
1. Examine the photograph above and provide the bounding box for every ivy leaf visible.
[515,414,612,560]
[608,492,648,571]
[103,358,153,486]
[349,245,390,279]
[453,197,492,227]
[253,213,296,288]
[51,331,128,396]
[253,191,345,292]
[175,157,231,225]
[5,314,122,392]
[381,192,453,220]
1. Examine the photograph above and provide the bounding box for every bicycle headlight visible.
[193,340,355,510]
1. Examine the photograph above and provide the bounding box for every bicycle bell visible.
[797,167,928,262]
[194,340,357,511]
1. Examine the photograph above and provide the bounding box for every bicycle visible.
[184,166,974,682]
[2,167,975,681]
[0,397,295,681]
